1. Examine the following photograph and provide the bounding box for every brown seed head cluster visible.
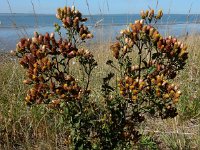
[150,74,181,104]
[56,6,93,40]
[14,6,95,107]
[140,9,163,21]
[118,76,146,102]
[111,19,188,66]
[118,74,181,104]
[24,73,84,107]
[111,9,188,79]
[110,9,188,119]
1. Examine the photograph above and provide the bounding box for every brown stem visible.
[138,50,142,79]
[55,57,60,73]
[66,59,70,74]
[85,73,90,91]
[137,41,143,79]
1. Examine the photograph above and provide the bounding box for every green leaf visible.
[147,66,156,74]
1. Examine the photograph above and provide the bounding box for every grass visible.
[0,57,69,149]
[0,33,200,149]
[141,35,200,149]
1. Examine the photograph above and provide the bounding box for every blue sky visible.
[0,0,200,14]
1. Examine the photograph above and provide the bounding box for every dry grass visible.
[0,56,69,149]
[0,34,200,149]
[140,35,200,149]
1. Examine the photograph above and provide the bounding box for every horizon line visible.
[0,12,200,16]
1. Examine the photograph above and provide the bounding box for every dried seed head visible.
[52,99,61,105]
[132,95,137,101]
[149,9,154,17]
[25,95,31,102]
[135,20,140,24]
[50,32,55,39]
[81,33,87,40]
[173,98,179,103]
[125,38,129,43]
[32,37,38,44]
[142,25,147,33]
[87,33,93,39]
[156,9,163,19]
[67,7,71,15]
[140,19,144,24]
[163,94,169,99]
[123,45,128,54]
[149,28,156,37]
[145,10,149,17]
[140,10,146,19]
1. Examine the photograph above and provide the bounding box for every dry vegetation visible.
[0,34,200,149]
[0,1,200,148]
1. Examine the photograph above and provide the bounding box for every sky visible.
[0,0,200,15]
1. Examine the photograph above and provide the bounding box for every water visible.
[0,13,200,51]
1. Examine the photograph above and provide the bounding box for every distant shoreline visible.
[1,13,200,16]
[1,22,200,29]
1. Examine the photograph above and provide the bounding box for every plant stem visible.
[85,70,91,91]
